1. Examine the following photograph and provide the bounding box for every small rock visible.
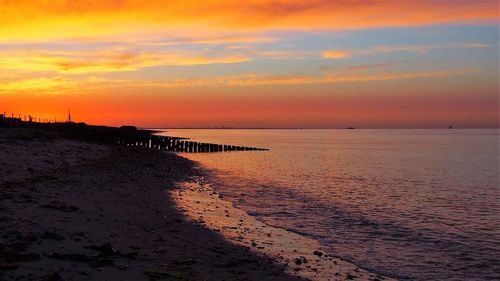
[313,250,323,257]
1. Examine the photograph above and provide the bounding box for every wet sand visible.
[172,180,394,281]
[0,127,304,280]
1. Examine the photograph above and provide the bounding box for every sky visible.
[0,0,498,128]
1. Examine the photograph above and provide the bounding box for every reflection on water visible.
[158,129,500,281]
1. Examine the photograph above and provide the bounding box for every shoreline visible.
[0,127,304,280]
[171,177,395,281]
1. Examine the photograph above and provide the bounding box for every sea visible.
[157,129,499,281]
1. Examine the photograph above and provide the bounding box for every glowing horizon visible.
[0,0,498,128]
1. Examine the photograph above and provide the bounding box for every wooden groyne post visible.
[113,131,268,153]
[0,113,269,153]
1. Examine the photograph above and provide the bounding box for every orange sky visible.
[0,0,498,128]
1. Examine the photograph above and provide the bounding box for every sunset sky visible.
[0,0,498,128]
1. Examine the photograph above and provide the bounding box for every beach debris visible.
[313,250,323,257]
[40,201,79,212]
[294,256,307,265]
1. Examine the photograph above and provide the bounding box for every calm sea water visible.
[158,129,499,280]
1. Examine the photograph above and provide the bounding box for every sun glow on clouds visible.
[0,49,251,74]
[322,50,351,59]
[0,42,488,75]
[323,43,490,60]
[0,0,497,42]
[0,68,475,93]
[0,77,76,94]
[0,0,498,127]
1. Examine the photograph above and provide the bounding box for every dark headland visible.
[0,121,302,281]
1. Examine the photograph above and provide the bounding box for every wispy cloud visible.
[323,43,490,59]
[364,43,490,55]
[1,67,474,94]
[0,1,496,42]
[343,61,409,72]
[0,77,77,93]
[256,51,313,60]
[0,49,251,74]
[322,50,351,59]
[171,68,476,87]
[137,35,276,47]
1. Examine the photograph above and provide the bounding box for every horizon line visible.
[144,127,500,130]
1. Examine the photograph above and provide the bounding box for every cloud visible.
[0,68,474,94]
[0,77,77,94]
[0,49,251,74]
[322,50,351,59]
[366,43,490,55]
[343,61,409,72]
[257,51,313,59]
[0,1,497,42]
[323,43,490,59]
[186,68,475,87]
[137,35,276,47]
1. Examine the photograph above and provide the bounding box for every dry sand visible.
[0,128,305,281]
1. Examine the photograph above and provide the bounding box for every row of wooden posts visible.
[0,113,60,125]
[115,135,268,153]
[1,112,269,153]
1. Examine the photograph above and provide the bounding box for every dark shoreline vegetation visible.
[0,125,304,281]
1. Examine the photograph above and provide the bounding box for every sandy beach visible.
[0,127,305,281]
